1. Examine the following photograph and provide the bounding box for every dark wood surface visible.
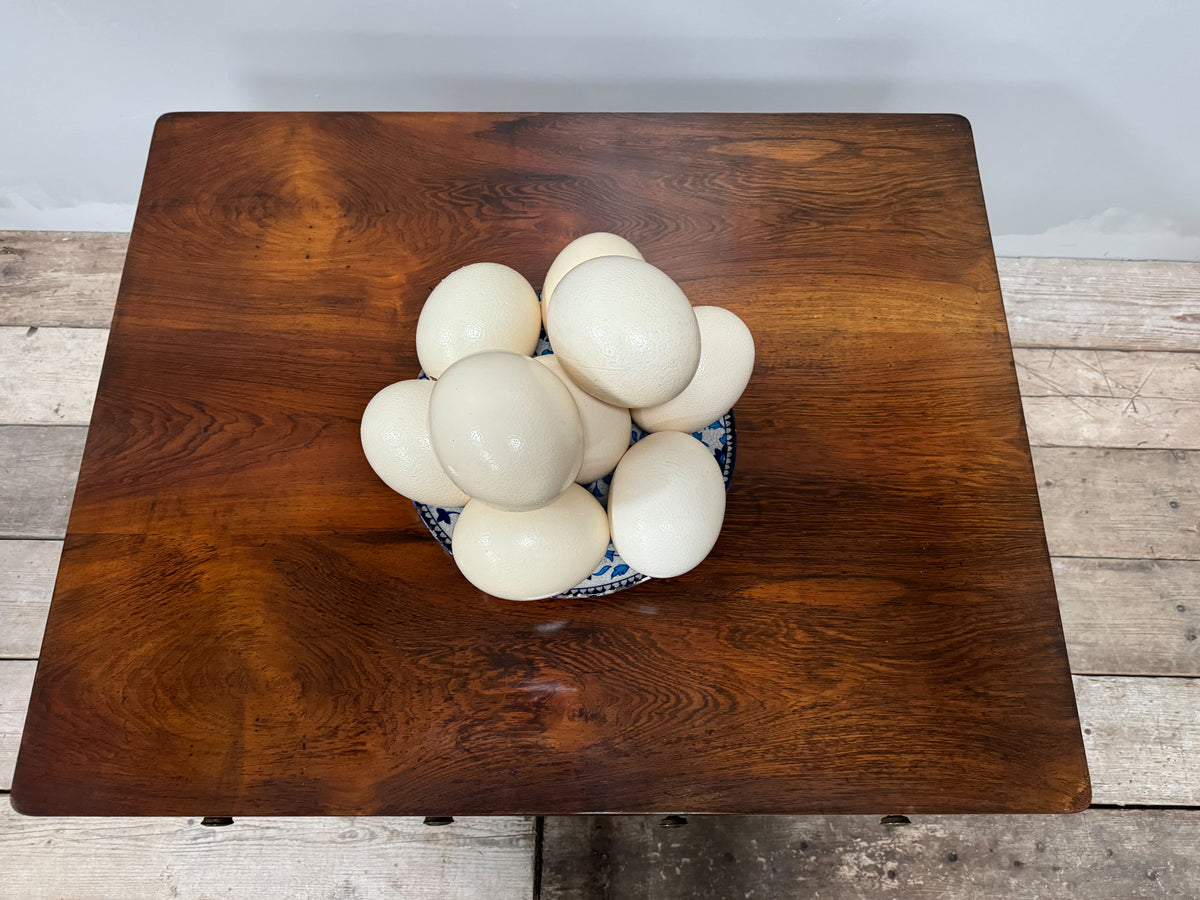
[11,113,1089,816]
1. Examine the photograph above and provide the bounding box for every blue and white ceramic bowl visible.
[414,333,738,598]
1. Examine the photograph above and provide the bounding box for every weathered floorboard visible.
[999,257,1200,351]
[0,541,58,658]
[1034,448,1200,560]
[1075,675,1200,808]
[541,809,1200,899]
[0,327,106,426]
[0,427,86,539]
[1023,396,1200,450]
[0,232,126,328]
[0,802,535,900]
[1054,558,1200,676]
[4,433,1198,665]
[0,661,36,790]
[1014,349,1200,399]
[1015,349,1200,450]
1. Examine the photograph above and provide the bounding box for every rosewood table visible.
[12,112,1090,818]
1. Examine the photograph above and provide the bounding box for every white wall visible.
[3,0,1198,260]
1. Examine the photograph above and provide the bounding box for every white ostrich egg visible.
[360,379,470,508]
[540,232,643,326]
[451,484,611,601]
[608,431,725,579]
[633,306,755,434]
[534,353,632,484]
[415,262,541,379]
[546,255,701,408]
[428,351,583,511]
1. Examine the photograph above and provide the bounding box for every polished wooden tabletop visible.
[12,112,1089,817]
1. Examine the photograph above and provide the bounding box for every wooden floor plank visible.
[999,257,1200,351]
[1034,448,1200,560]
[0,327,106,426]
[1015,349,1200,399]
[0,541,58,658]
[10,437,1200,559]
[1075,675,1200,808]
[0,232,126,328]
[541,809,1200,899]
[0,427,86,539]
[1055,558,1199,676]
[1024,396,1200,450]
[2,667,1194,807]
[0,803,534,900]
[1016,349,1200,450]
[0,660,36,790]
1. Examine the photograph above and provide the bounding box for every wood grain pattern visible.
[5,231,1197,350]
[0,541,58,658]
[12,113,1087,817]
[16,332,1200,447]
[1024,397,1200,450]
[3,668,1195,806]
[999,257,1200,351]
[4,668,1192,806]
[8,544,1200,674]
[0,803,534,900]
[10,427,1197,564]
[541,810,1200,899]
[1035,448,1200,559]
[0,232,127,328]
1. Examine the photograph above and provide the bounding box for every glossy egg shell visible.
[451,484,611,600]
[428,350,584,511]
[546,255,701,408]
[415,262,541,379]
[360,379,470,508]
[633,305,755,434]
[608,430,726,579]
